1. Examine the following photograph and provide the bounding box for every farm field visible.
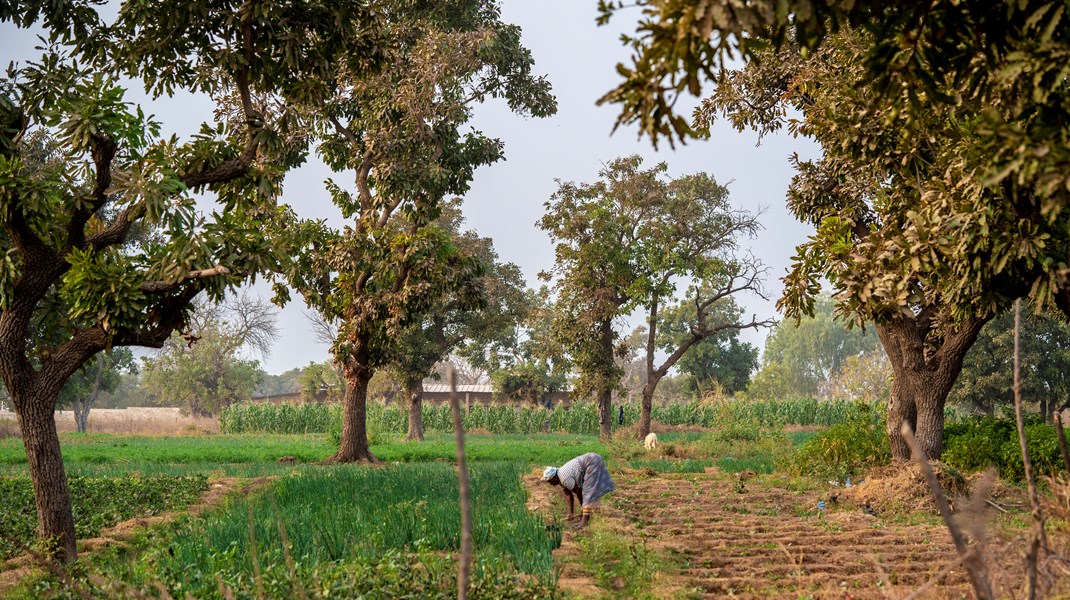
[0,415,1051,599]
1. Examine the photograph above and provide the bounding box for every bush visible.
[787,403,890,481]
[943,415,1063,481]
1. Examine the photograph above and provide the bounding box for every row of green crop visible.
[33,462,558,599]
[0,475,207,560]
[221,397,868,435]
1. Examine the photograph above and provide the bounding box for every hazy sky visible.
[1,2,819,375]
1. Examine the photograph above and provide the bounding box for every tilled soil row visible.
[542,471,978,599]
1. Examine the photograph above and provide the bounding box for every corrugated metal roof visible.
[422,383,494,394]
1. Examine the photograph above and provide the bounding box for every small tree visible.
[659,298,759,397]
[388,201,529,440]
[298,361,345,403]
[59,348,136,433]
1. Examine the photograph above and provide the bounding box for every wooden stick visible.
[1012,299,1046,600]
[1054,411,1070,476]
[449,367,473,600]
[900,423,994,600]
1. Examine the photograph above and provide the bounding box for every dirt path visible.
[527,468,976,599]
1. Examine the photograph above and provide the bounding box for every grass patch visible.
[573,519,676,598]
[13,462,560,599]
[0,475,207,560]
[0,433,607,477]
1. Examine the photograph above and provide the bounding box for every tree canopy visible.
[0,0,382,559]
[539,155,769,438]
[285,0,555,462]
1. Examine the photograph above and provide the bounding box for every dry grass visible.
[0,418,18,440]
[47,408,220,435]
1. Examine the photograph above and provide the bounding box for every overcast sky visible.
[1,2,819,375]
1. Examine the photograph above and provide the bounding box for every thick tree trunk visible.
[327,369,378,463]
[15,392,77,561]
[877,313,988,461]
[406,378,424,441]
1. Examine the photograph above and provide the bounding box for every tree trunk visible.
[72,364,103,434]
[406,377,424,441]
[598,318,614,442]
[638,382,655,440]
[15,392,77,561]
[877,313,989,461]
[327,367,378,463]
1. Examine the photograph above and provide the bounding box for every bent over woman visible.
[542,452,616,529]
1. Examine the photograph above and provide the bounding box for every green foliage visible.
[141,330,263,417]
[748,295,881,400]
[658,297,759,395]
[950,308,1070,416]
[134,463,554,598]
[538,155,766,413]
[0,475,207,560]
[943,416,1064,481]
[788,404,891,481]
[297,361,344,403]
[490,360,566,404]
[221,397,865,437]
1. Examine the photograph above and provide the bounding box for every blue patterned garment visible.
[555,453,616,509]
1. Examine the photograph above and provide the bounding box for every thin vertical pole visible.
[449,367,473,599]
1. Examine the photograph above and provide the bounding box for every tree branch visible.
[139,265,230,294]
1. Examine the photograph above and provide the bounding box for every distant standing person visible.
[542,452,616,529]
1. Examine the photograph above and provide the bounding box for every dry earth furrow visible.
[587,471,975,598]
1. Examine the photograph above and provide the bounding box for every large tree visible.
[539,155,770,440]
[388,200,529,441]
[0,1,376,559]
[286,1,555,462]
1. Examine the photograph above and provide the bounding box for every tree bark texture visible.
[328,367,378,463]
[877,312,988,460]
[406,377,424,441]
[15,393,77,561]
[598,318,613,442]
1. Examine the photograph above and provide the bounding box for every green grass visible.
[0,432,608,477]
[13,462,561,599]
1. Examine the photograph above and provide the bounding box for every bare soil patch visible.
[525,466,1012,599]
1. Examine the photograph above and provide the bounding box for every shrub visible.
[787,403,890,481]
[943,415,1063,481]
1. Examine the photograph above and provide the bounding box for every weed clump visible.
[786,402,889,481]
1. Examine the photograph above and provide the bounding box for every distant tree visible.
[286,2,555,462]
[659,298,759,397]
[59,348,136,433]
[141,294,278,416]
[823,349,893,405]
[749,296,880,400]
[386,201,528,441]
[485,294,570,406]
[255,366,304,398]
[298,361,345,404]
[951,309,1070,419]
[539,155,771,439]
